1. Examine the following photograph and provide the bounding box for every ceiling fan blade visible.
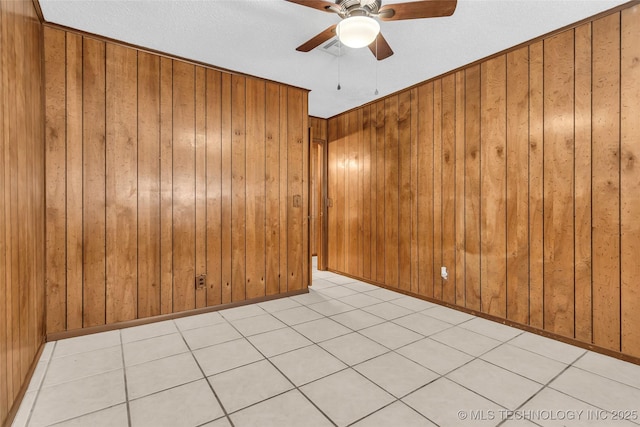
[285,0,338,13]
[296,24,338,52]
[378,0,457,21]
[368,32,394,60]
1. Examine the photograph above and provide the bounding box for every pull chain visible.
[374,36,379,96]
[337,41,342,90]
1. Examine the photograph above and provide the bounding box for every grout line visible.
[119,331,132,427]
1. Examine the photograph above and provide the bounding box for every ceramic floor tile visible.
[193,338,264,376]
[174,312,226,331]
[29,370,126,427]
[362,302,413,320]
[11,390,35,427]
[40,341,55,361]
[354,352,438,398]
[447,359,543,409]
[315,285,360,299]
[549,366,640,414]
[129,379,224,427]
[458,317,523,342]
[403,377,504,427]
[126,352,203,399]
[342,281,380,293]
[53,330,121,358]
[481,343,568,384]
[310,278,339,289]
[320,332,388,366]
[27,360,47,392]
[181,322,242,350]
[257,297,302,313]
[300,369,394,427]
[51,404,128,427]
[248,328,312,357]
[340,293,385,309]
[390,297,437,312]
[230,390,333,427]
[359,322,423,349]
[501,420,541,427]
[121,321,178,344]
[219,304,266,321]
[308,299,356,316]
[351,401,436,427]
[521,387,639,427]
[290,290,332,305]
[422,306,475,324]
[396,338,474,375]
[43,346,123,388]
[431,326,501,356]
[393,312,453,336]
[271,345,347,386]
[324,275,358,285]
[123,333,189,366]
[230,314,287,337]
[201,417,232,427]
[330,310,386,331]
[293,317,351,343]
[271,306,324,326]
[574,351,640,390]
[509,332,586,364]
[209,359,293,413]
[365,288,404,302]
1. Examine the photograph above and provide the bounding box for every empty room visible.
[2,0,640,426]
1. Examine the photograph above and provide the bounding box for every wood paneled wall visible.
[44,26,309,334]
[327,4,640,359]
[0,0,46,424]
[310,117,328,265]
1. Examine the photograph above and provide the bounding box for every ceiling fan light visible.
[336,16,380,49]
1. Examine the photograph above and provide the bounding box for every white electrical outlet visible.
[441,266,448,280]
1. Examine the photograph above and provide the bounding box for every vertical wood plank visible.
[384,96,399,288]
[543,30,575,338]
[105,44,138,323]
[159,57,174,314]
[279,87,289,290]
[265,82,280,295]
[82,37,106,326]
[195,67,207,308]
[574,23,593,343]
[465,66,481,311]
[65,33,83,330]
[44,27,66,333]
[454,71,466,306]
[480,55,507,318]
[369,106,377,282]
[335,114,346,273]
[206,69,223,305]
[302,92,310,286]
[137,51,161,318]
[410,88,419,294]
[528,42,544,329]
[417,83,434,298]
[231,75,247,300]
[287,88,304,290]
[171,61,196,312]
[592,13,621,351]
[441,74,456,304]
[506,46,530,325]
[0,7,7,416]
[433,80,442,299]
[246,78,266,298]
[362,106,372,279]
[375,101,385,283]
[398,90,412,292]
[327,118,337,271]
[221,73,232,303]
[621,4,640,357]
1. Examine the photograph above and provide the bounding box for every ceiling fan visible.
[286,0,458,60]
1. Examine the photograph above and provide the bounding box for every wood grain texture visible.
[592,13,621,351]
[417,83,434,298]
[621,4,640,357]
[105,44,138,324]
[506,47,530,325]
[43,28,309,333]
[384,96,399,288]
[398,91,412,292]
[2,1,45,424]
[441,74,456,304]
[433,80,442,299]
[375,101,386,283]
[454,72,465,306]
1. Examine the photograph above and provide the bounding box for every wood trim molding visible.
[328,269,640,366]
[46,289,308,342]
[31,0,44,22]
[328,0,640,120]
[3,343,45,427]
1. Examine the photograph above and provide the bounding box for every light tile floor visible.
[13,259,640,427]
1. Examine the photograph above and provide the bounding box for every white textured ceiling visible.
[40,0,630,118]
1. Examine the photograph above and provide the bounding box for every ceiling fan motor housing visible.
[335,0,381,17]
